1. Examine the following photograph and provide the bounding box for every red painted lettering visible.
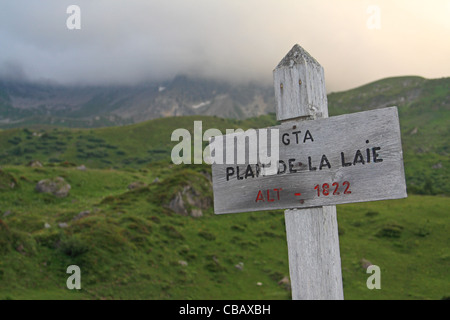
[255,190,264,202]
[267,190,275,202]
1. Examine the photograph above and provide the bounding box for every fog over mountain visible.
[0,73,448,130]
[0,1,449,92]
[0,75,276,127]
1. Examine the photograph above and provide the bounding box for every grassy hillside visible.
[0,115,278,169]
[1,76,448,195]
[0,107,447,195]
[0,162,448,300]
[0,76,448,300]
[328,76,450,195]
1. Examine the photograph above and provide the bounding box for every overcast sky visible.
[0,0,449,92]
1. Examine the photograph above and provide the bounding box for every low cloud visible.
[0,0,449,91]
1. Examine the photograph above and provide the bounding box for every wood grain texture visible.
[210,44,406,300]
[276,44,342,300]
[273,44,328,121]
[285,206,343,300]
[211,107,407,214]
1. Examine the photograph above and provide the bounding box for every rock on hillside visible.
[168,184,211,217]
[150,167,213,218]
[35,177,71,197]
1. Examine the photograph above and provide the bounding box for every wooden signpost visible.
[210,44,407,300]
[212,107,406,214]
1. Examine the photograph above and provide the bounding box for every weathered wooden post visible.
[273,44,343,300]
[210,44,406,301]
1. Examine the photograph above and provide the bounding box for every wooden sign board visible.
[211,106,407,214]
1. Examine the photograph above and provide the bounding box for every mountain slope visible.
[328,76,450,195]
[0,76,448,194]
[328,76,449,154]
[0,163,448,300]
[0,76,275,128]
[0,76,449,300]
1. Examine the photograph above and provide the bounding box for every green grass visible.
[0,109,447,195]
[0,116,278,170]
[328,76,450,195]
[0,161,448,300]
[0,75,448,299]
[338,196,449,300]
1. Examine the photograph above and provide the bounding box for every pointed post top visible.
[273,44,328,121]
[275,44,321,70]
